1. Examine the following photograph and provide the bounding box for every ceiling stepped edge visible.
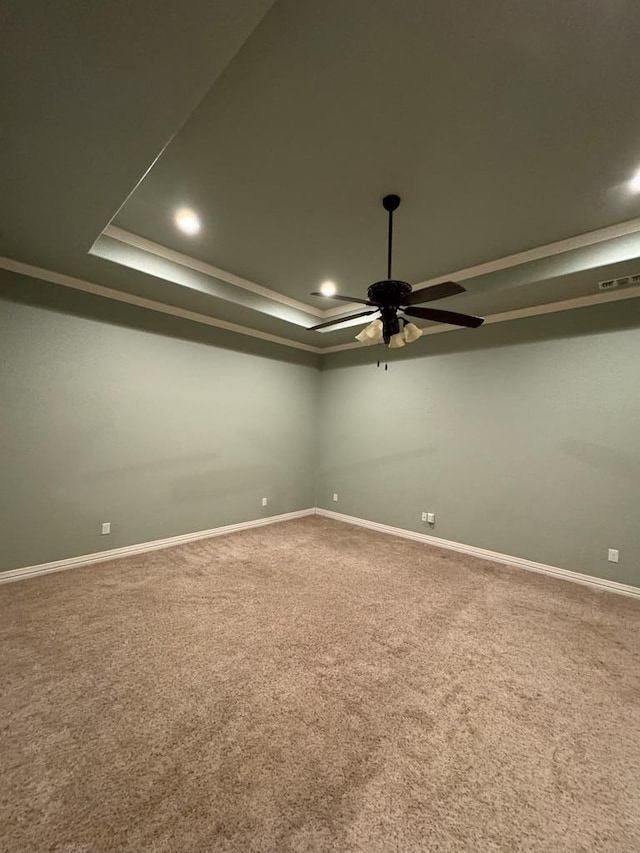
[2,256,638,356]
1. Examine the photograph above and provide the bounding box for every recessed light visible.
[629,170,640,194]
[175,208,200,235]
[320,280,336,296]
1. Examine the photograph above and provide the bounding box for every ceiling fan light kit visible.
[309,195,485,347]
[402,321,422,343]
[355,318,384,343]
[388,331,406,348]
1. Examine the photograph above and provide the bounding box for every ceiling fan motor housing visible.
[367,280,412,305]
[368,281,412,344]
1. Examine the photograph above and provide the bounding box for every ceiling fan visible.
[308,195,484,348]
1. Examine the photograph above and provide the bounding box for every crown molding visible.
[2,255,638,357]
[101,225,364,319]
[103,217,640,325]
[102,225,334,318]
[0,256,322,354]
[410,215,640,290]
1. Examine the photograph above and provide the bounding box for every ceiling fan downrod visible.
[382,194,401,279]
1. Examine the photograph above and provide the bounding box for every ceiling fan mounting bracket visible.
[382,194,401,212]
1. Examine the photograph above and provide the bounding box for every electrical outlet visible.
[101,522,111,535]
[262,497,268,507]
[421,512,428,522]
[427,512,435,524]
[608,548,619,563]
[332,493,338,502]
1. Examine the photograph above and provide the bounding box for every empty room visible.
[2,2,640,851]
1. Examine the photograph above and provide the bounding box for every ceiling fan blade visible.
[307,310,378,331]
[404,306,484,328]
[401,281,466,305]
[310,292,378,306]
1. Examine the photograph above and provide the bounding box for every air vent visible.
[598,273,640,292]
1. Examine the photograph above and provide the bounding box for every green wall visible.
[318,301,640,587]
[2,272,639,588]
[0,272,319,571]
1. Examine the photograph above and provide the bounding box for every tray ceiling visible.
[3,0,640,352]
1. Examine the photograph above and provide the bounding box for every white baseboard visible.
[0,509,315,584]
[316,508,640,600]
[3,506,638,600]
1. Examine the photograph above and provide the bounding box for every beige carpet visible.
[1,517,639,853]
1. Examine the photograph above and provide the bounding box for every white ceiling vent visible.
[598,273,640,292]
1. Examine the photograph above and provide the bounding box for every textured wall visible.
[318,301,640,586]
[2,272,639,586]
[0,274,319,571]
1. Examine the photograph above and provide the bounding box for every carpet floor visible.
[1,517,639,853]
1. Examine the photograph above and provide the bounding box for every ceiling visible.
[3,0,640,352]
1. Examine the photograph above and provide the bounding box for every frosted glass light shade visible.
[355,318,383,343]
[366,319,383,341]
[403,322,422,343]
[388,332,406,348]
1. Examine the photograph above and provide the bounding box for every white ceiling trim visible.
[102,217,640,328]
[102,225,328,318]
[410,216,640,290]
[322,286,640,353]
[0,256,321,355]
[2,256,637,358]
